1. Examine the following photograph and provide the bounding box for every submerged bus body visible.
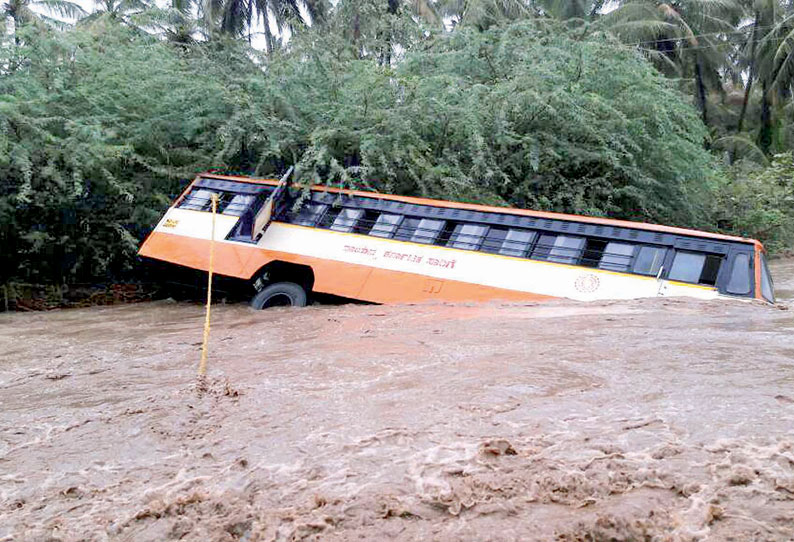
[138,174,776,308]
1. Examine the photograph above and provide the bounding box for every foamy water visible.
[1,260,793,541]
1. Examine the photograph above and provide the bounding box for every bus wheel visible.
[250,282,308,309]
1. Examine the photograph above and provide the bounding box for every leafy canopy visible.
[0,18,736,285]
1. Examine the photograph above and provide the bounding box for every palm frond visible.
[30,0,86,19]
[606,19,678,42]
[171,0,192,14]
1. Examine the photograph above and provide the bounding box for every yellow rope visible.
[198,194,218,376]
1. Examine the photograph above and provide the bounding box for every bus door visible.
[250,167,292,241]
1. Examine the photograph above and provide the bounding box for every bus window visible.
[500,229,536,257]
[633,246,665,276]
[180,188,218,211]
[548,236,585,264]
[482,228,508,254]
[726,253,751,295]
[598,242,635,272]
[293,202,328,227]
[370,214,403,238]
[222,194,255,216]
[450,223,487,250]
[408,219,445,244]
[394,218,419,240]
[669,252,704,283]
[353,210,380,235]
[668,251,722,285]
[761,254,775,303]
[435,221,458,246]
[531,234,555,260]
[700,255,722,286]
[330,208,365,233]
[580,239,608,268]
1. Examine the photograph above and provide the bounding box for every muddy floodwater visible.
[1,261,793,542]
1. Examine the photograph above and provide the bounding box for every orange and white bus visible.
[138,173,776,308]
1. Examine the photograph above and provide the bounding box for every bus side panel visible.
[245,252,376,299]
[304,260,374,299]
[141,230,377,299]
[358,267,556,303]
[139,231,256,279]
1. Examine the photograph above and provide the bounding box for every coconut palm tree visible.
[750,0,794,153]
[199,0,328,50]
[535,0,603,21]
[79,0,149,26]
[434,0,534,30]
[602,0,744,125]
[3,0,85,39]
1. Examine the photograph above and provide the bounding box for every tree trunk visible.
[732,11,759,163]
[352,11,361,59]
[694,55,708,126]
[262,8,275,54]
[759,78,773,154]
[12,12,20,47]
[380,0,400,66]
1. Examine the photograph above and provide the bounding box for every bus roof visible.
[199,173,762,248]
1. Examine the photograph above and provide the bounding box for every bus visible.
[138,173,776,308]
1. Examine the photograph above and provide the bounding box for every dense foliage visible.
[1,0,793,288]
[0,24,270,284]
[714,154,794,253]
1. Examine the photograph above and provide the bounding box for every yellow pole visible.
[198,194,218,376]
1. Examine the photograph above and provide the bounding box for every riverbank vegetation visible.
[1,0,793,290]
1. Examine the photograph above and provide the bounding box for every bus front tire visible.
[250,282,308,309]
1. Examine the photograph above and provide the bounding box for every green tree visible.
[251,21,716,226]
[714,153,794,249]
[0,24,270,283]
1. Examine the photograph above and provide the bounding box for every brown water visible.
[1,260,793,542]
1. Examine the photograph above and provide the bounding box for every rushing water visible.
[1,260,793,542]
